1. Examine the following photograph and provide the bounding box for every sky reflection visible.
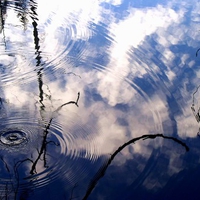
[0,0,200,199]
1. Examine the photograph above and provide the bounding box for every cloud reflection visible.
[1,0,200,199]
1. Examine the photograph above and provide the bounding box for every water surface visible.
[0,0,200,199]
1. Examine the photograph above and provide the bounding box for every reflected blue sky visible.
[0,0,200,199]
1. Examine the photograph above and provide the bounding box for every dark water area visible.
[0,0,200,199]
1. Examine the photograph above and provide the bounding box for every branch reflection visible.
[191,85,200,135]
[0,1,193,200]
[82,134,189,200]
[0,0,81,199]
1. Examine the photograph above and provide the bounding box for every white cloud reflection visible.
[1,0,197,150]
[1,0,200,195]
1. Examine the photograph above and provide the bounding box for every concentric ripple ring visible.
[0,130,28,146]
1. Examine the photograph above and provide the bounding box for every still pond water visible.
[0,0,200,199]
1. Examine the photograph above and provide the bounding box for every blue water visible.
[0,0,200,199]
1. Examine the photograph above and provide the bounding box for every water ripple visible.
[0,0,90,86]
[0,109,101,196]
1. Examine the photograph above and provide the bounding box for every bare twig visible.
[196,48,200,57]
[82,133,189,200]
